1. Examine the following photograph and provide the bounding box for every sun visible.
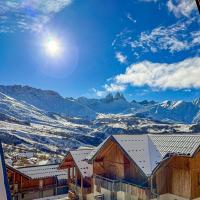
[44,37,62,57]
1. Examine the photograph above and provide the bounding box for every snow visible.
[70,149,93,178]
[0,85,199,159]
[88,134,200,176]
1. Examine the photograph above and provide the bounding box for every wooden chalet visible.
[87,134,200,200]
[6,164,68,200]
[59,148,93,200]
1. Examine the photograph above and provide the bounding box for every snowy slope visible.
[0,85,96,120]
[135,100,200,124]
[1,85,200,124]
[77,93,142,114]
[0,90,196,156]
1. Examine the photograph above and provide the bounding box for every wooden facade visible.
[154,150,200,199]
[6,165,67,200]
[59,151,92,200]
[93,138,150,200]
[92,135,200,200]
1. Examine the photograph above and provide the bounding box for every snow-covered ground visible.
[0,86,199,166]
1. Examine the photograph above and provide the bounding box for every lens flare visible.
[44,37,62,57]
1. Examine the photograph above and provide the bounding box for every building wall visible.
[93,140,146,184]
[7,167,60,200]
[155,157,191,198]
[93,139,149,200]
[155,150,200,199]
[190,151,200,199]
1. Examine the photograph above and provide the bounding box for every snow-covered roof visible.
[87,134,200,176]
[16,164,67,179]
[0,142,11,200]
[69,148,93,178]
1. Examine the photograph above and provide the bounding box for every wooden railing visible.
[10,184,58,193]
[69,182,91,195]
[94,175,120,192]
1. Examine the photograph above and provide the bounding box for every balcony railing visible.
[94,175,120,192]
[94,175,149,198]
[10,184,58,193]
[69,182,91,195]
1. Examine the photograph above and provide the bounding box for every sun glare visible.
[44,37,62,57]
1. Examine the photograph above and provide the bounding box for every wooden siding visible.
[59,152,92,200]
[155,150,200,199]
[7,167,57,199]
[93,139,147,185]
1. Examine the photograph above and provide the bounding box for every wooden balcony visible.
[69,182,91,195]
[94,175,120,192]
[9,183,57,193]
[94,175,150,199]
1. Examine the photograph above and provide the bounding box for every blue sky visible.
[0,0,200,101]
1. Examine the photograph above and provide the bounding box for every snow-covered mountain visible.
[0,85,96,120]
[77,93,141,114]
[0,87,198,156]
[135,100,200,124]
[0,85,200,125]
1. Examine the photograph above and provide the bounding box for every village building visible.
[87,134,200,200]
[59,148,93,200]
[6,163,68,200]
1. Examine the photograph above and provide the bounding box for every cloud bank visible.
[115,57,200,90]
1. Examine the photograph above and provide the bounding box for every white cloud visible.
[92,83,126,97]
[92,88,106,97]
[115,57,200,90]
[0,0,72,33]
[113,18,200,56]
[167,0,197,18]
[104,83,126,92]
[115,52,127,64]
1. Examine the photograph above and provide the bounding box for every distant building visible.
[87,134,200,200]
[16,152,34,159]
[59,148,93,200]
[6,164,68,200]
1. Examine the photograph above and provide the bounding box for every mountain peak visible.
[114,92,126,101]
[104,93,114,103]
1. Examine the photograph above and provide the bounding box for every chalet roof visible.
[9,164,67,180]
[70,148,93,178]
[87,134,200,177]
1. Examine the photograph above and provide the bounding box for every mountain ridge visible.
[0,84,200,124]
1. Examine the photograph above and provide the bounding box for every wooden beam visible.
[20,176,23,189]
[68,167,70,179]
[81,175,83,197]
[72,164,73,179]
[75,167,78,186]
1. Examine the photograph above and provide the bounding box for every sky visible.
[0,0,200,102]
